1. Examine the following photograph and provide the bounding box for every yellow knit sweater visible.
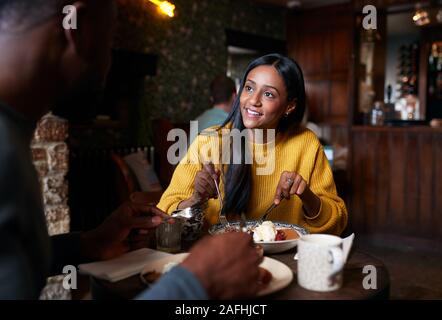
[157,127,348,235]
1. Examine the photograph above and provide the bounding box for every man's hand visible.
[181,232,263,299]
[80,202,171,261]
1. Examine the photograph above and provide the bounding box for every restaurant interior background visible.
[33,0,442,299]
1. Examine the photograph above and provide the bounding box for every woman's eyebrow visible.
[264,85,280,94]
[245,79,280,94]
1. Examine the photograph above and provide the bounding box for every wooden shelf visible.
[351,125,442,133]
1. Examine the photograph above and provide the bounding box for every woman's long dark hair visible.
[219,53,306,217]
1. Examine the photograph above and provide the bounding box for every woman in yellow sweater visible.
[158,54,347,235]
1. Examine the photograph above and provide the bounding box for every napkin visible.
[294,233,355,262]
[78,248,171,282]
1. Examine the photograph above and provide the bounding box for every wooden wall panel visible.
[287,3,353,148]
[305,80,329,122]
[296,32,329,77]
[350,132,365,232]
[418,134,434,236]
[330,80,349,118]
[405,133,419,236]
[350,127,442,241]
[330,29,351,73]
[435,133,442,239]
[362,133,378,232]
[389,132,406,231]
[376,131,390,233]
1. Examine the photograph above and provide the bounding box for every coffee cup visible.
[297,234,345,292]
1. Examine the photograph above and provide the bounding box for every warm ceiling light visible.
[148,0,175,17]
[412,9,430,26]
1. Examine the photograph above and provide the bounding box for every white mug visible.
[297,234,345,292]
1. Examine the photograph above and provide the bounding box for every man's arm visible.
[0,225,40,299]
[49,202,167,275]
[0,130,44,299]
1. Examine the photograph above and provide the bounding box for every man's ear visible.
[63,1,88,57]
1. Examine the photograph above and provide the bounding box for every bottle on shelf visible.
[370,101,385,126]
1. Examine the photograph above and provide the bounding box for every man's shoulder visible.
[195,108,211,120]
[196,108,228,119]
[0,113,13,153]
[195,108,228,132]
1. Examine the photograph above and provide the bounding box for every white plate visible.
[257,256,293,296]
[209,221,309,254]
[140,253,293,297]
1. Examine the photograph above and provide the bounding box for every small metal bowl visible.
[171,203,206,241]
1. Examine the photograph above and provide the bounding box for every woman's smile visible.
[244,107,263,118]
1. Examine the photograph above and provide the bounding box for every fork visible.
[239,212,248,233]
[214,177,229,226]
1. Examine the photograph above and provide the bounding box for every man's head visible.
[210,75,236,112]
[0,1,66,33]
[0,0,116,121]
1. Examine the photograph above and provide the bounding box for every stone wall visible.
[31,113,71,300]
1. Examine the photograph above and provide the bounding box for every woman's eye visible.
[245,85,253,92]
[264,91,274,98]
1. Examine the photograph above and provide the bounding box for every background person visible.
[194,74,237,132]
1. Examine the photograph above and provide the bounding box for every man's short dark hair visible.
[210,75,236,105]
[0,0,66,33]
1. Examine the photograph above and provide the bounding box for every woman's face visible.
[240,65,295,130]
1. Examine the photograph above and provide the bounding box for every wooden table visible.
[90,249,390,300]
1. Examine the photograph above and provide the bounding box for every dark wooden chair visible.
[110,152,140,204]
[110,152,162,205]
[151,118,192,190]
[151,118,177,190]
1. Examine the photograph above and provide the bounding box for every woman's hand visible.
[274,171,307,204]
[178,163,220,209]
[274,171,321,218]
[193,163,220,202]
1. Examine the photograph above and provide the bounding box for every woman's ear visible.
[285,99,297,116]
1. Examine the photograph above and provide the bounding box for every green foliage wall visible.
[114,0,286,144]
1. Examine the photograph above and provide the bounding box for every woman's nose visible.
[249,92,262,107]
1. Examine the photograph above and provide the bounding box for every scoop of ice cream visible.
[253,221,277,242]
